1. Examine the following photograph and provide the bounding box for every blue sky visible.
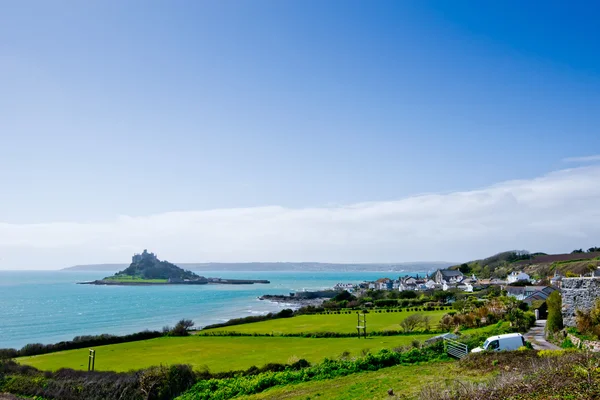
[1,1,600,267]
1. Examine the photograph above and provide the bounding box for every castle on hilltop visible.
[132,249,157,263]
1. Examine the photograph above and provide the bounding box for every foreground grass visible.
[237,362,484,400]
[18,335,434,373]
[202,310,446,335]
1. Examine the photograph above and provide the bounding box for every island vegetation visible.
[81,250,269,285]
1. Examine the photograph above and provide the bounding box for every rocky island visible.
[79,250,269,285]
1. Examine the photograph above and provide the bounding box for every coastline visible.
[78,278,271,286]
[2,270,386,349]
[258,293,334,308]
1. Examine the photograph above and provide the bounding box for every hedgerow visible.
[0,330,163,359]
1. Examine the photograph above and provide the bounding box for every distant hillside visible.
[64,261,454,272]
[451,249,600,279]
[65,264,127,272]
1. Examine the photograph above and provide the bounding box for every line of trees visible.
[571,246,600,254]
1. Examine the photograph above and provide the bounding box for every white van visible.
[471,333,526,353]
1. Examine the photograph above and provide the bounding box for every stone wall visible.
[561,278,600,326]
[567,333,600,352]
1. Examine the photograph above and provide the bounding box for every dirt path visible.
[524,320,560,350]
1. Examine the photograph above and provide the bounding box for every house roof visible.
[523,292,549,303]
[505,285,555,296]
[438,269,463,278]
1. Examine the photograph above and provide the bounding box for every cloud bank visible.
[563,155,600,163]
[2,166,600,269]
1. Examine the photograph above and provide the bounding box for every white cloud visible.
[563,155,600,163]
[2,166,600,269]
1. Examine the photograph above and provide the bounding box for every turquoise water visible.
[0,270,416,349]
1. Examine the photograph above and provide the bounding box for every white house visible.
[550,273,563,288]
[442,282,458,291]
[403,277,417,285]
[458,282,474,292]
[425,280,438,290]
[507,271,530,284]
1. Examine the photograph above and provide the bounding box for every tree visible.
[399,290,417,299]
[546,291,563,334]
[400,314,423,333]
[333,290,356,302]
[170,319,195,336]
[421,315,431,331]
[572,249,584,254]
[458,263,472,274]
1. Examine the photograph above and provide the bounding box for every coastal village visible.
[334,267,560,306]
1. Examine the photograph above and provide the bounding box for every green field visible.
[18,335,435,373]
[202,309,446,335]
[236,361,487,400]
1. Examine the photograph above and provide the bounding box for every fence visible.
[444,338,468,359]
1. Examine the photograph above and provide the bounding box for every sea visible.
[0,269,426,349]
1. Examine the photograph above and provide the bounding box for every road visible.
[524,320,560,350]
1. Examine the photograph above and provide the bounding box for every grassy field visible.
[237,361,487,400]
[201,309,446,335]
[18,335,435,373]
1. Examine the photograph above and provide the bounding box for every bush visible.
[374,299,398,307]
[546,291,563,334]
[400,313,430,333]
[168,319,195,337]
[422,350,600,399]
[140,364,197,400]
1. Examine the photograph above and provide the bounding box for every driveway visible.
[524,320,560,350]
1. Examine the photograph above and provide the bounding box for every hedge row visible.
[198,329,441,338]
[0,330,163,359]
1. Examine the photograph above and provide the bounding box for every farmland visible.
[201,309,447,335]
[18,334,435,373]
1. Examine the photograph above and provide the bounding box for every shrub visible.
[400,313,429,332]
[374,299,398,307]
[546,291,563,334]
[168,319,195,337]
[423,350,600,399]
